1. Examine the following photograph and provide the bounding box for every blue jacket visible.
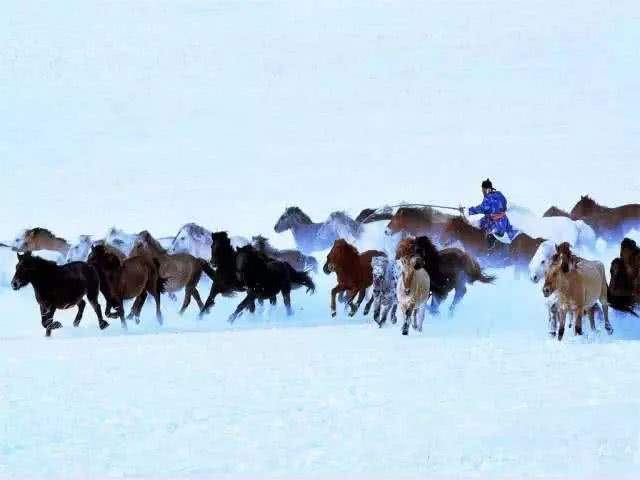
[468,190,518,240]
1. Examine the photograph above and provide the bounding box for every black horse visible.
[411,236,495,314]
[229,245,316,323]
[200,232,246,317]
[11,252,108,336]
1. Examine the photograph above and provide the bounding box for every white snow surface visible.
[2,1,640,478]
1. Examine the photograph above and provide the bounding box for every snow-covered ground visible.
[2,1,640,478]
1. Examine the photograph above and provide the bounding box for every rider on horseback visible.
[462,179,518,249]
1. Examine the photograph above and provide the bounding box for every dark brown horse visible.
[252,235,318,273]
[570,196,640,241]
[396,236,495,313]
[11,252,108,336]
[130,231,215,315]
[323,239,385,317]
[441,216,544,272]
[385,207,455,241]
[88,244,166,327]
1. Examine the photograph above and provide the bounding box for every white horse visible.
[368,255,398,326]
[507,204,596,249]
[65,235,94,262]
[104,227,175,256]
[396,256,431,335]
[168,223,249,261]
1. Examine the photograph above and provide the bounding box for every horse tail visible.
[464,254,495,284]
[287,264,316,294]
[607,293,639,317]
[153,258,168,294]
[199,259,216,281]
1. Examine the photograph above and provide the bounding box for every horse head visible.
[274,207,312,233]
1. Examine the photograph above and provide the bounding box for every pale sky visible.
[1,1,639,242]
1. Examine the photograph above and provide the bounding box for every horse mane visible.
[19,252,57,268]
[327,211,361,232]
[138,231,166,253]
[285,207,312,224]
[27,227,66,242]
[396,238,416,259]
[331,239,360,260]
[182,222,209,238]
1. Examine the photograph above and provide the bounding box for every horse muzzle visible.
[542,286,553,298]
[11,280,22,291]
[323,263,333,275]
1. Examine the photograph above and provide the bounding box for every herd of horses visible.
[4,195,640,339]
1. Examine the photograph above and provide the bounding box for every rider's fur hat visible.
[481,179,494,190]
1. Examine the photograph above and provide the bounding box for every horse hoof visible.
[120,321,128,330]
[99,321,109,330]
[51,321,62,330]
[331,311,337,318]
[402,329,409,336]
[73,320,81,327]
[156,316,163,326]
[135,317,141,325]
[606,327,614,335]
[45,329,52,337]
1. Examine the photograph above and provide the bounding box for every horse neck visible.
[214,245,236,270]
[41,237,70,254]
[27,261,60,291]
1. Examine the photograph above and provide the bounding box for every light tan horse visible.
[130,231,215,315]
[12,228,70,255]
[396,255,431,335]
[543,245,613,341]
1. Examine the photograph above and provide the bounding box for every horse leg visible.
[129,292,148,324]
[117,300,127,329]
[349,289,367,317]
[179,285,193,315]
[379,304,390,326]
[191,287,204,311]
[417,305,426,332]
[73,299,86,327]
[449,281,467,315]
[282,288,293,316]
[429,295,442,315]
[557,309,567,341]
[548,305,558,338]
[152,288,163,325]
[229,291,256,323]
[373,297,382,325]
[201,285,220,317]
[40,305,61,337]
[330,285,346,317]
[363,291,375,316]
[603,302,613,335]
[390,304,398,324]
[575,311,584,336]
[402,305,413,336]
[588,306,597,331]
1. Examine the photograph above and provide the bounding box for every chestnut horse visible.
[323,239,385,317]
[88,244,166,327]
[385,207,455,241]
[570,196,640,241]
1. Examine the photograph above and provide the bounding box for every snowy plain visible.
[2,1,640,478]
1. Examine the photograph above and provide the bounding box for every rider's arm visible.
[468,197,493,215]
